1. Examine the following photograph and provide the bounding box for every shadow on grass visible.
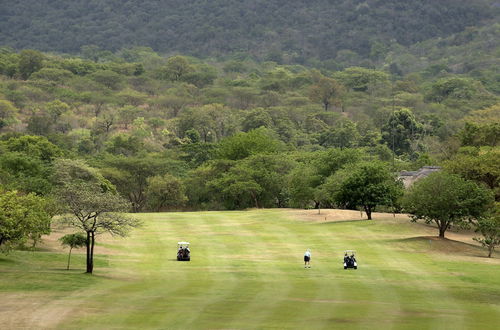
[318,219,372,225]
[48,268,86,272]
[386,236,491,257]
[0,257,16,264]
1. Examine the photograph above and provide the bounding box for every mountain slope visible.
[1,0,498,59]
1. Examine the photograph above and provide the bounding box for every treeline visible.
[0,47,498,213]
[0,0,497,61]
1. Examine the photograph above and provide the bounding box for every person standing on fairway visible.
[304,249,311,268]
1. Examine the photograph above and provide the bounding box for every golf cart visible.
[343,250,357,270]
[177,242,190,261]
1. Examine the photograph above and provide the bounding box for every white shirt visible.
[304,251,311,257]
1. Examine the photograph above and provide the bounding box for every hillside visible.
[1,0,498,60]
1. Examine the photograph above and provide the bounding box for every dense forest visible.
[1,0,499,61]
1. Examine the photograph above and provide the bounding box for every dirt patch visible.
[288,208,409,223]
[0,292,70,329]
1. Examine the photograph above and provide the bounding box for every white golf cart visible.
[343,250,357,269]
[177,241,190,261]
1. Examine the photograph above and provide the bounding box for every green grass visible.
[1,209,499,329]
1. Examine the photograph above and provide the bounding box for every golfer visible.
[304,249,311,268]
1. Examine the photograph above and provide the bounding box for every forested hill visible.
[1,0,498,60]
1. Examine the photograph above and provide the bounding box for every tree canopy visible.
[0,190,53,250]
[402,172,493,238]
[332,162,404,220]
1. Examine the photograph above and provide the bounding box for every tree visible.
[0,190,53,250]
[425,77,482,103]
[90,70,124,90]
[0,100,18,130]
[159,56,194,81]
[182,63,217,87]
[52,159,116,193]
[474,204,500,258]
[146,174,187,211]
[218,127,284,160]
[154,94,191,118]
[288,164,321,208]
[18,49,44,79]
[0,152,53,195]
[459,122,500,147]
[445,148,500,200]
[210,168,263,209]
[118,105,142,129]
[309,77,345,111]
[318,119,360,149]
[99,155,182,212]
[334,162,404,220]
[381,108,422,155]
[335,67,389,92]
[55,181,139,273]
[242,108,273,132]
[59,233,87,270]
[2,135,63,163]
[179,142,218,168]
[402,172,493,238]
[116,89,148,107]
[29,67,73,83]
[45,99,70,123]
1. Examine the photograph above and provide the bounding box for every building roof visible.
[399,166,441,188]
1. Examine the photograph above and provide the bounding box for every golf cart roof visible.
[178,241,190,245]
[344,250,356,254]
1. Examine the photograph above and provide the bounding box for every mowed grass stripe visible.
[258,212,346,329]
[189,211,299,328]
[352,222,444,329]
[244,211,312,328]
[290,218,398,329]
[178,212,254,328]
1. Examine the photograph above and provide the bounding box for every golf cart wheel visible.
[354,266,357,269]
[344,266,347,269]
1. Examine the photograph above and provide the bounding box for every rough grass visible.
[1,209,499,329]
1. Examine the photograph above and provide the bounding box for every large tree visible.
[381,108,422,155]
[218,127,284,161]
[402,172,493,238]
[159,56,193,81]
[146,174,187,212]
[55,181,139,273]
[0,190,53,250]
[53,159,140,273]
[309,77,345,111]
[288,164,322,209]
[333,162,404,220]
[18,49,44,79]
[98,155,183,212]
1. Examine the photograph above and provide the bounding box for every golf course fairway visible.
[1,209,499,329]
